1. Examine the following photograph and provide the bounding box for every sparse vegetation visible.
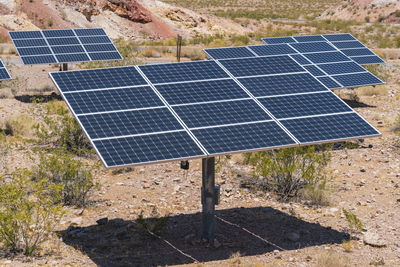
[136,207,169,236]
[4,113,36,137]
[316,250,350,267]
[244,145,331,201]
[342,208,364,233]
[0,171,64,255]
[33,152,99,207]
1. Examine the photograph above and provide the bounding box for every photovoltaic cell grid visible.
[9,28,122,65]
[262,33,384,65]
[204,38,384,89]
[49,56,380,168]
[0,59,11,80]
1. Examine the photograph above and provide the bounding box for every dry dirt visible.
[0,58,398,266]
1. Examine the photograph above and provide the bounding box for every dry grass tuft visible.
[0,88,14,99]
[4,113,36,137]
[342,240,353,252]
[357,86,388,97]
[316,250,350,267]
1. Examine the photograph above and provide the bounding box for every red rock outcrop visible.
[62,0,152,23]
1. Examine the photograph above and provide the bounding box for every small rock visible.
[96,217,108,225]
[213,239,221,248]
[286,232,300,242]
[116,182,125,186]
[139,169,145,173]
[363,232,386,247]
[360,166,366,172]
[70,217,83,226]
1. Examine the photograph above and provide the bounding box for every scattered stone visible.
[116,182,125,186]
[153,179,160,185]
[69,217,83,226]
[363,232,386,247]
[139,169,145,173]
[96,217,108,225]
[360,166,366,172]
[286,232,300,242]
[213,239,221,248]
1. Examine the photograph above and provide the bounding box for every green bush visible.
[33,152,99,207]
[245,146,331,201]
[34,105,92,156]
[0,171,63,255]
[342,208,364,232]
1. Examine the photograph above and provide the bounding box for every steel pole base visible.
[201,157,216,241]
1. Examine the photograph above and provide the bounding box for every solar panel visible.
[303,51,350,64]
[317,62,366,75]
[261,33,385,65]
[9,28,122,65]
[258,92,351,119]
[50,58,381,167]
[203,47,255,60]
[281,113,379,143]
[290,42,336,53]
[219,56,304,77]
[248,44,297,56]
[238,73,328,97]
[0,59,11,80]
[291,54,312,65]
[317,76,342,89]
[331,72,383,87]
[261,36,297,44]
[303,65,325,76]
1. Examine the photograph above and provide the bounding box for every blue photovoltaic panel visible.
[21,55,57,65]
[317,62,366,75]
[323,34,356,42]
[88,52,122,61]
[249,44,297,56]
[351,56,384,65]
[204,47,255,60]
[192,122,296,155]
[13,38,47,47]
[290,42,336,53]
[258,92,351,119]
[9,28,122,64]
[84,44,117,52]
[304,51,350,64]
[341,48,374,57]
[50,56,381,167]
[155,79,249,105]
[238,73,328,97]
[50,66,147,92]
[42,29,75,38]
[0,60,11,80]
[9,31,43,39]
[55,53,90,63]
[262,36,296,44]
[79,36,111,44]
[331,72,382,87]
[294,35,325,42]
[290,54,312,65]
[75,28,107,36]
[332,41,364,49]
[51,45,85,54]
[139,61,229,84]
[18,47,52,56]
[220,56,304,77]
[303,65,325,76]
[281,113,380,143]
[173,100,271,128]
[64,86,163,115]
[94,132,205,167]
[317,76,342,89]
[79,108,183,139]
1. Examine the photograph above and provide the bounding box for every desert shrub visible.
[0,88,13,99]
[4,113,36,137]
[342,209,364,232]
[392,112,400,132]
[142,48,161,58]
[245,145,331,201]
[34,105,92,156]
[298,182,330,206]
[181,47,206,60]
[317,250,350,267]
[0,171,63,255]
[357,86,387,97]
[33,152,99,207]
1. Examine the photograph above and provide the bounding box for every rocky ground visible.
[0,59,398,266]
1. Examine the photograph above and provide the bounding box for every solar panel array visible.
[50,56,380,168]
[262,33,384,65]
[0,59,11,80]
[9,28,122,65]
[204,37,384,89]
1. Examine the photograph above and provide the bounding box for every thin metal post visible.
[61,63,68,71]
[177,35,182,62]
[202,157,216,241]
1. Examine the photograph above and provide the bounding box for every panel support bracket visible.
[201,157,216,241]
[61,63,68,72]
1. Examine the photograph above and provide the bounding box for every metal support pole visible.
[61,63,68,71]
[201,157,216,241]
[177,35,182,62]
